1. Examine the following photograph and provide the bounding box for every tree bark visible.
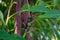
[14,0,21,34]
[14,0,30,40]
[22,0,30,40]
[21,0,28,28]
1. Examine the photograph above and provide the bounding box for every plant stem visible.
[6,0,14,25]
[35,0,39,6]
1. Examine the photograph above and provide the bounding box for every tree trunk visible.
[22,0,30,40]
[21,0,28,28]
[14,0,21,34]
[14,0,30,40]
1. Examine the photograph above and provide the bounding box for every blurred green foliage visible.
[0,30,25,40]
[0,0,60,40]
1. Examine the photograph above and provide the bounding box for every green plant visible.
[0,0,60,40]
[0,30,25,40]
[21,0,60,40]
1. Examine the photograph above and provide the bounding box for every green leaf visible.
[21,4,48,13]
[30,6,48,12]
[0,11,4,23]
[0,30,25,40]
[34,19,41,28]
[21,3,29,12]
[53,0,59,5]
[54,29,60,40]
[39,10,60,18]
[45,19,53,27]
[38,0,45,6]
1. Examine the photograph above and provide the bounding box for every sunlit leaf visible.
[0,11,4,23]
[54,29,60,40]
